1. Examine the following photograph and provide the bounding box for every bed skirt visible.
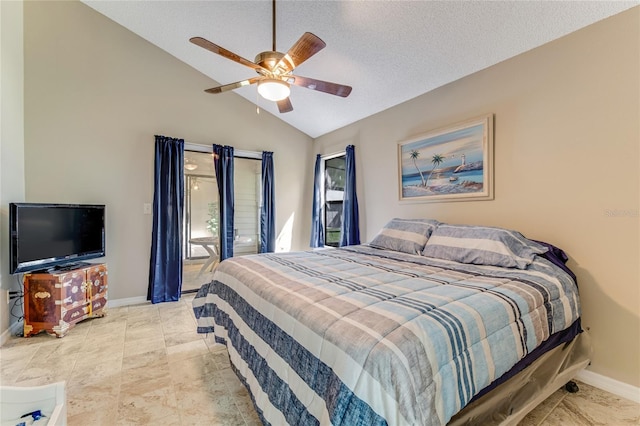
[448,330,592,425]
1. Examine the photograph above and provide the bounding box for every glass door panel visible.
[185,175,218,259]
[182,151,218,293]
[324,155,345,247]
[233,157,261,256]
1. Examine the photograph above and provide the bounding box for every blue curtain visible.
[340,145,360,246]
[310,154,325,248]
[148,135,184,303]
[260,151,276,253]
[213,144,234,260]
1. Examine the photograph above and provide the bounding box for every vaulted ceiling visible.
[82,1,636,138]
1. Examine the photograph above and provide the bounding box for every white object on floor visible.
[0,381,66,426]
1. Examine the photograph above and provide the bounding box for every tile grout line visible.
[535,392,567,425]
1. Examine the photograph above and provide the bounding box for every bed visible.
[193,220,591,425]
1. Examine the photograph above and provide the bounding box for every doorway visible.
[181,149,262,293]
[182,151,219,292]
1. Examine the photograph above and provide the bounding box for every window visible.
[323,153,346,247]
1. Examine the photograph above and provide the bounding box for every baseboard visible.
[575,369,640,403]
[0,321,24,347]
[108,296,148,308]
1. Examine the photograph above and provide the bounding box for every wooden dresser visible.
[23,263,107,338]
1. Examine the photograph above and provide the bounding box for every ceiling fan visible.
[190,0,352,113]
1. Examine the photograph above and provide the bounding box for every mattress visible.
[193,245,582,425]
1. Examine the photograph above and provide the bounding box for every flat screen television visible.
[9,203,106,274]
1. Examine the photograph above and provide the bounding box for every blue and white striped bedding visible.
[193,245,580,425]
[422,224,548,269]
[369,218,440,255]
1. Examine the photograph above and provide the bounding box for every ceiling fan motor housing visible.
[255,51,289,75]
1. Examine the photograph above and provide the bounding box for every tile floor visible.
[182,261,215,293]
[1,295,638,425]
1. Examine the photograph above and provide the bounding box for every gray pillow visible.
[369,218,440,255]
[421,224,548,269]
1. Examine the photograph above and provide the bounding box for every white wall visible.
[0,0,26,342]
[314,8,640,388]
[23,1,312,308]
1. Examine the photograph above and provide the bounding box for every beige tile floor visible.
[182,261,215,293]
[1,295,638,425]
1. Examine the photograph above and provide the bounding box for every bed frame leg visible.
[564,381,579,393]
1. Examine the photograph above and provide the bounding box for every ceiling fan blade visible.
[277,97,293,113]
[287,75,352,98]
[190,37,269,74]
[204,77,262,94]
[275,32,326,73]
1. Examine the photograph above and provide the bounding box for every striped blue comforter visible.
[193,245,580,425]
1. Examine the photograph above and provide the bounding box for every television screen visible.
[9,203,106,274]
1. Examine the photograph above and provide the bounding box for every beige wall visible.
[0,0,26,340]
[315,8,640,388]
[23,1,312,307]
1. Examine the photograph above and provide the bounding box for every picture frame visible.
[398,114,494,203]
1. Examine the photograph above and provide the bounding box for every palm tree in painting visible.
[409,150,427,186]
[425,154,445,188]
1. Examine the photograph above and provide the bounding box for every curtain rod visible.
[322,150,346,160]
[184,142,261,160]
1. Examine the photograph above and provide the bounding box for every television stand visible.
[23,263,108,338]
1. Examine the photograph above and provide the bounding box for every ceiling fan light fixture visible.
[258,79,290,102]
[184,159,198,171]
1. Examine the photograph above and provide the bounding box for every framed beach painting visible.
[398,114,494,202]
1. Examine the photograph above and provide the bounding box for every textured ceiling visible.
[82,1,636,138]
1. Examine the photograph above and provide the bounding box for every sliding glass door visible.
[233,157,261,256]
[185,175,218,259]
[182,151,219,292]
[181,149,262,293]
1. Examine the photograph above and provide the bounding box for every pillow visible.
[532,239,577,284]
[369,218,440,255]
[421,224,548,269]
